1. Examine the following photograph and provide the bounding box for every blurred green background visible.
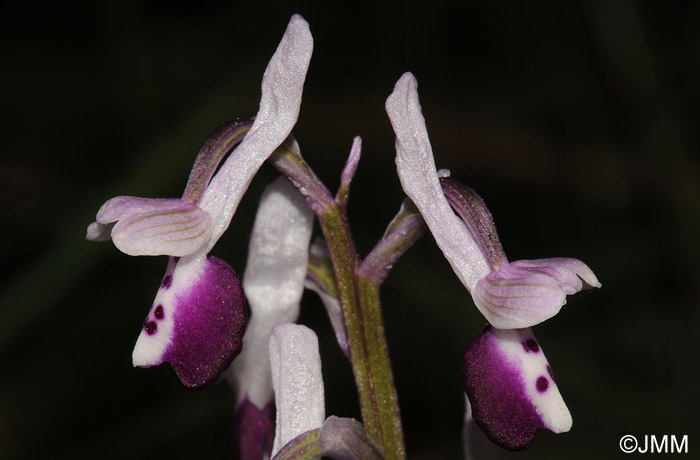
[2,1,699,459]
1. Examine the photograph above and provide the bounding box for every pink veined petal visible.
[229,177,314,408]
[111,200,212,256]
[510,258,602,293]
[132,254,248,389]
[473,264,567,329]
[199,15,313,252]
[385,73,490,292]
[86,196,189,243]
[94,196,186,224]
[463,327,571,451]
[474,257,601,328]
[269,324,325,456]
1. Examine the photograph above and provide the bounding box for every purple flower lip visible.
[463,327,572,451]
[132,254,248,389]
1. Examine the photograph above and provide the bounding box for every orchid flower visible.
[385,72,600,450]
[85,15,313,389]
[228,176,314,460]
[385,72,600,330]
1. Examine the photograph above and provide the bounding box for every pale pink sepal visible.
[87,196,212,256]
[199,15,313,253]
[385,72,490,292]
[508,258,601,293]
[86,196,185,241]
[474,258,601,329]
[269,324,325,457]
[229,177,314,408]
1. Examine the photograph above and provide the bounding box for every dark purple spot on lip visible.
[154,305,164,320]
[161,275,173,289]
[523,339,540,353]
[145,321,158,335]
[536,376,549,392]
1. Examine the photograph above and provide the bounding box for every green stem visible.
[318,206,405,460]
[270,145,405,459]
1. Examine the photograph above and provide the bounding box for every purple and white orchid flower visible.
[228,176,314,460]
[385,72,600,331]
[85,15,313,389]
[385,72,600,450]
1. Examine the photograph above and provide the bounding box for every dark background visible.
[2,1,699,458]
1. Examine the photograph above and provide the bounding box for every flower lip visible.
[463,327,572,451]
[132,254,248,389]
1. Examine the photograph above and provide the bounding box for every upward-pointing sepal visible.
[463,327,572,451]
[132,254,248,389]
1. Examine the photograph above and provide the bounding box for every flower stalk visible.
[270,141,406,459]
